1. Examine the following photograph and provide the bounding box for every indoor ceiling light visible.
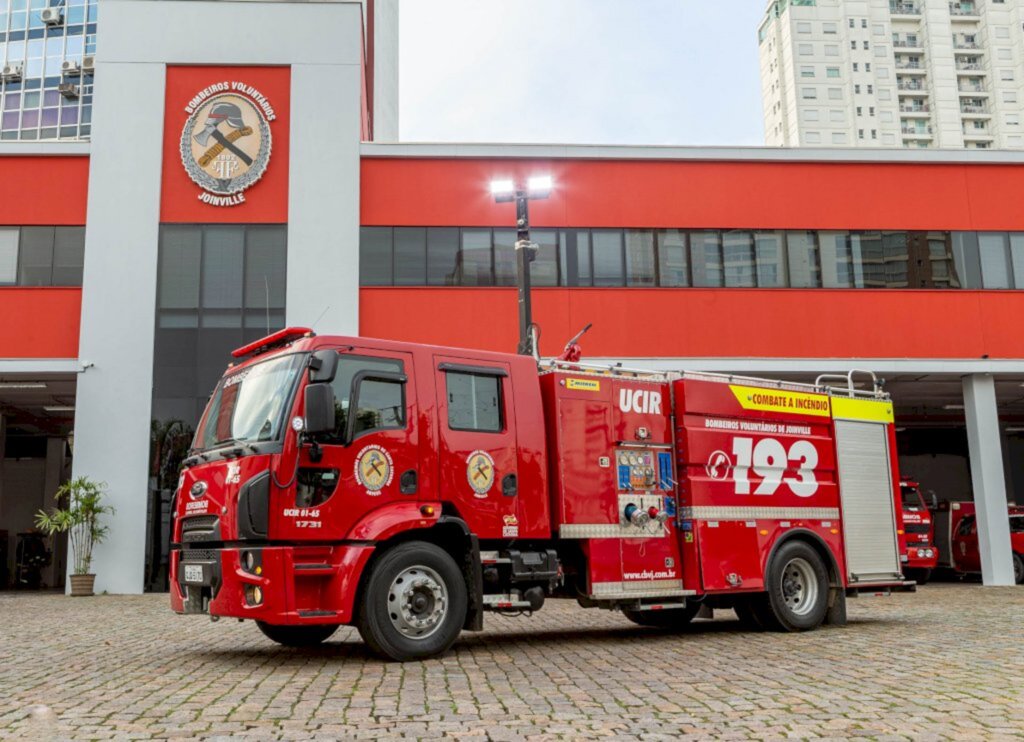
[943,404,965,410]
[43,405,75,412]
[0,382,47,389]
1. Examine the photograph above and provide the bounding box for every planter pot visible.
[69,574,96,597]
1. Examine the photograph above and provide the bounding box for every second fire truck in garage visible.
[898,480,938,584]
[170,329,912,660]
[936,501,1024,584]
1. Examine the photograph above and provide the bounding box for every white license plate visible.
[183,564,204,584]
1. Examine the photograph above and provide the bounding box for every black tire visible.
[905,567,932,585]
[256,622,339,647]
[733,598,765,630]
[622,602,700,628]
[357,541,468,662]
[757,540,830,632]
[1013,553,1024,585]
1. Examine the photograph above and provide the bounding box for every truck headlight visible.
[245,584,263,606]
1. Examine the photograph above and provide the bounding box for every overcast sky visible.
[399,0,767,146]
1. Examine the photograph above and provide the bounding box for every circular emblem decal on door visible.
[180,83,274,206]
[355,445,394,496]
[466,450,495,498]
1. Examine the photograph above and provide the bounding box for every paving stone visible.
[1,585,1022,739]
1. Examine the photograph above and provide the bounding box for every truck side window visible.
[327,355,405,442]
[446,371,502,432]
[352,378,405,436]
[957,516,975,537]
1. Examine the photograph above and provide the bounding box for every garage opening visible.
[0,374,76,590]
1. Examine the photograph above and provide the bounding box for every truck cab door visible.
[963,517,981,572]
[434,358,518,539]
[952,514,978,572]
[271,348,418,541]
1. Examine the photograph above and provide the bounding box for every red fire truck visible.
[898,480,938,584]
[937,501,1024,584]
[170,328,912,661]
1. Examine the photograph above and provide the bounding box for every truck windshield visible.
[193,353,306,452]
[900,485,924,509]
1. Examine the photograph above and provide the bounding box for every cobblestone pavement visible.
[1,584,1023,740]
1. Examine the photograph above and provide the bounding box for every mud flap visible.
[464,535,484,632]
[824,586,847,626]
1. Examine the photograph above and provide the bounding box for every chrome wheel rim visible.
[387,565,448,639]
[780,557,818,617]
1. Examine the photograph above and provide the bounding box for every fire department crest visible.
[180,82,274,206]
[466,450,495,498]
[355,445,393,496]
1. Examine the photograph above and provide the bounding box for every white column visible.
[286,62,362,335]
[962,374,1015,585]
[73,59,165,594]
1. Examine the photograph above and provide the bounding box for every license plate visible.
[183,564,204,584]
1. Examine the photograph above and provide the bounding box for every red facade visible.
[359,156,1024,361]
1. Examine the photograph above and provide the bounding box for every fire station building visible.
[0,0,1022,593]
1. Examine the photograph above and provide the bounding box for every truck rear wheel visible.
[256,622,339,647]
[357,541,467,662]
[756,541,829,632]
[1013,553,1024,585]
[622,603,700,629]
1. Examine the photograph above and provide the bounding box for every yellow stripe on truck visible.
[830,396,895,423]
[728,384,832,418]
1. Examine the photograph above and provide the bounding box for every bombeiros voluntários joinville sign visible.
[180,81,275,207]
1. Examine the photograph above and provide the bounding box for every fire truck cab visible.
[939,501,1024,584]
[170,329,912,661]
[898,480,938,584]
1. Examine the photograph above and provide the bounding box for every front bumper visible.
[170,544,374,625]
[902,546,939,570]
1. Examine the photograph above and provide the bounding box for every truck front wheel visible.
[904,567,931,585]
[257,622,339,647]
[756,540,829,632]
[357,541,468,662]
[1013,553,1024,585]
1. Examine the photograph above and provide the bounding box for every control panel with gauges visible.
[615,447,675,535]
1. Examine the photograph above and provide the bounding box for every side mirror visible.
[304,382,336,434]
[927,491,939,511]
[309,350,338,384]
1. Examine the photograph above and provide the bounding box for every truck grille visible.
[181,515,220,542]
[905,523,930,535]
[179,548,218,560]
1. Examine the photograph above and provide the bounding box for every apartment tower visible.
[760,0,1024,148]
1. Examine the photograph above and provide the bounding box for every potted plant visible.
[35,476,115,596]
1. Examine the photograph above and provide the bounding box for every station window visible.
[152,224,287,425]
[358,227,1024,292]
[359,227,393,286]
[394,227,428,286]
[656,230,689,287]
[0,226,85,286]
[591,229,626,286]
[625,230,656,286]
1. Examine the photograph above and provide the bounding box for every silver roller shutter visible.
[834,419,902,583]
